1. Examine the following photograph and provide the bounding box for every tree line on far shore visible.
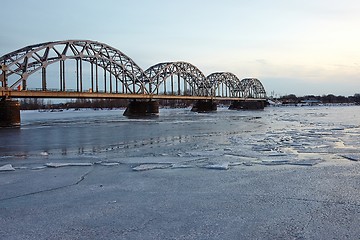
[18,93,360,110]
[275,93,360,105]
[18,98,194,110]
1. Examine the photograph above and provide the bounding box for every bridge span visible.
[0,90,262,102]
[0,40,267,126]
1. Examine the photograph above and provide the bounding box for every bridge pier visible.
[191,100,217,112]
[229,100,266,110]
[123,100,159,117]
[0,98,21,127]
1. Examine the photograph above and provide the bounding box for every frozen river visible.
[1,105,360,239]
[1,105,360,168]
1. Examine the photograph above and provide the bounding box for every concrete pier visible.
[123,100,159,116]
[229,100,265,110]
[0,99,21,127]
[191,100,217,112]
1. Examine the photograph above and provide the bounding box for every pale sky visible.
[1,0,360,96]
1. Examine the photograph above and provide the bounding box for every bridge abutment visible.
[123,100,159,117]
[0,98,21,127]
[191,100,217,112]
[229,100,266,110]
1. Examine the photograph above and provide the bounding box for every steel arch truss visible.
[240,78,267,98]
[143,62,211,96]
[0,40,147,94]
[1,40,267,99]
[207,72,245,98]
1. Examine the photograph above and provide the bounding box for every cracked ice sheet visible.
[0,167,92,201]
[186,149,229,157]
[129,152,252,171]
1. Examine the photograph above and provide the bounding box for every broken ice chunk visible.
[280,136,293,142]
[204,163,229,170]
[100,162,120,166]
[0,164,15,171]
[45,162,93,168]
[260,159,289,165]
[340,154,360,161]
[40,151,49,156]
[31,166,47,170]
[267,152,287,157]
[288,159,324,166]
[252,145,274,151]
[228,162,243,166]
[14,166,28,170]
[171,163,192,169]
[132,164,171,171]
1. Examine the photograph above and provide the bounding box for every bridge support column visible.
[229,100,265,110]
[191,100,217,112]
[0,98,21,127]
[123,100,159,117]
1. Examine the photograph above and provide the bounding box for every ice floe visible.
[0,164,15,172]
[132,163,171,171]
[260,159,289,165]
[45,162,93,168]
[228,162,244,167]
[340,154,360,161]
[171,163,193,169]
[31,166,47,170]
[204,163,230,170]
[288,159,324,166]
[40,151,49,156]
[99,162,120,166]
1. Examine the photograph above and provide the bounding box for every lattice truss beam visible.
[207,72,243,98]
[0,40,266,98]
[143,62,211,96]
[240,78,267,98]
[0,40,147,94]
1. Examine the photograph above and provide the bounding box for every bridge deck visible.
[1,90,266,102]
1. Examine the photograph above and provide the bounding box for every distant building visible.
[300,99,322,106]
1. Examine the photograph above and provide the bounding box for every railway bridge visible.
[0,40,267,127]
